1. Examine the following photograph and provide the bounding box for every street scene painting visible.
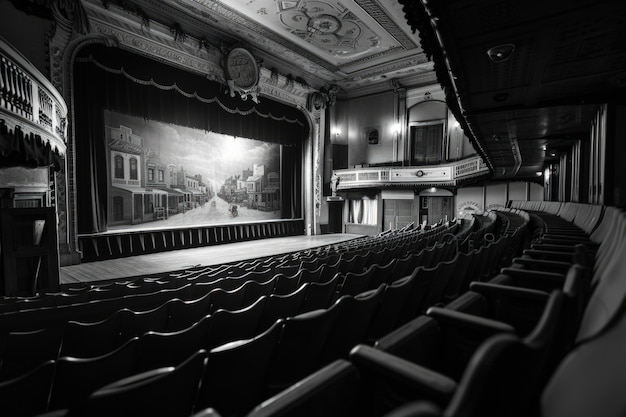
[104,111,281,231]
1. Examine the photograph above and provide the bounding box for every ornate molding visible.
[87,17,223,81]
[83,1,315,109]
[333,156,490,190]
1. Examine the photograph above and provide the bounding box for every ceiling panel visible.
[401,0,626,179]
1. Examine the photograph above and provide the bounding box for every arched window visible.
[114,155,124,178]
[129,158,138,180]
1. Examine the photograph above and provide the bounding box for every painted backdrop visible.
[104,111,281,231]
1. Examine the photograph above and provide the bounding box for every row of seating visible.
[0,219,458,315]
[0,222,466,329]
[219,202,625,417]
[0,239,466,385]
[0,213,520,414]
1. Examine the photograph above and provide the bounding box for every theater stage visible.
[60,233,363,285]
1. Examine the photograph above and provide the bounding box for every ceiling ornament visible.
[277,1,374,56]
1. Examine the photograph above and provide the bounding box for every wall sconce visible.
[331,128,341,139]
[391,123,402,135]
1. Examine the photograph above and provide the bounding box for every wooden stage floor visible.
[60,233,363,285]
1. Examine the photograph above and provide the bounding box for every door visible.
[425,196,454,224]
[383,199,415,231]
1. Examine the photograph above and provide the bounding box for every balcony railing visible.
[333,155,489,190]
[0,36,67,156]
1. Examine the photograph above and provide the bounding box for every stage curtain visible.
[74,44,307,234]
[281,143,302,219]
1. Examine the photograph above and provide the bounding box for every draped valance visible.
[74,45,309,144]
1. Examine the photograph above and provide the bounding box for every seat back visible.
[165,293,212,331]
[396,266,437,325]
[267,303,342,393]
[337,266,374,298]
[197,321,283,416]
[541,295,626,417]
[367,261,397,290]
[49,337,140,411]
[367,271,416,341]
[70,349,207,417]
[577,211,626,342]
[206,284,247,314]
[207,296,267,349]
[0,359,55,417]
[257,284,307,332]
[273,272,301,295]
[61,310,126,358]
[136,316,211,372]
[321,285,384,364]
[0,326,63,381]
[240,277,276,307]
[299,274,339,312]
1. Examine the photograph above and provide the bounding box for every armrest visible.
[466,282,550,335]
[192,408,224,417]
[511,257,573,274]
[542,233,591,241]
[350,344,457,404]
[498,268,566,290]
[522,249,577,262]
[469,281,550,302]
[425,307,516,336]
[530,243,577,253]
[246,360,360,417]
[374,316,441,362]
[384,401,444,417]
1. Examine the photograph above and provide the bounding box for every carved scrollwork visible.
[306,84,340,111]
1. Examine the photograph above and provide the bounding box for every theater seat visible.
[0,359,55,417]
[266,303,342,395]
[244,359,362,417]
[67,349,207,417]
[196,321,283,416]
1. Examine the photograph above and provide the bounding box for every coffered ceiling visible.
[93,0,436,98]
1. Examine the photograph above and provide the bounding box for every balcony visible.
[1,36,67,160]
[333,156,489,190]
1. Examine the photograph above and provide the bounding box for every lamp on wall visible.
[331,128,341,139]
[392,123,401,135]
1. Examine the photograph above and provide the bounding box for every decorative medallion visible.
[308,14,341,34]
[224,47,260,103]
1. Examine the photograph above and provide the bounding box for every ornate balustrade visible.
[0,36,67,157]
[333,155,489,190]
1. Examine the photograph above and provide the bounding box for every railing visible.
[334,155,489,190]
[0,36,67,156]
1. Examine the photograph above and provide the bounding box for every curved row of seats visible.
[0,234,466,379]
[0,211,520,416]
[226,202,625,417]
[0,220,458,314]
[0,221,467,329]
[0,211,516,416]
[0,240,514,417]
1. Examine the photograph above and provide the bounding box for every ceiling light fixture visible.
[487,44,516,63]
